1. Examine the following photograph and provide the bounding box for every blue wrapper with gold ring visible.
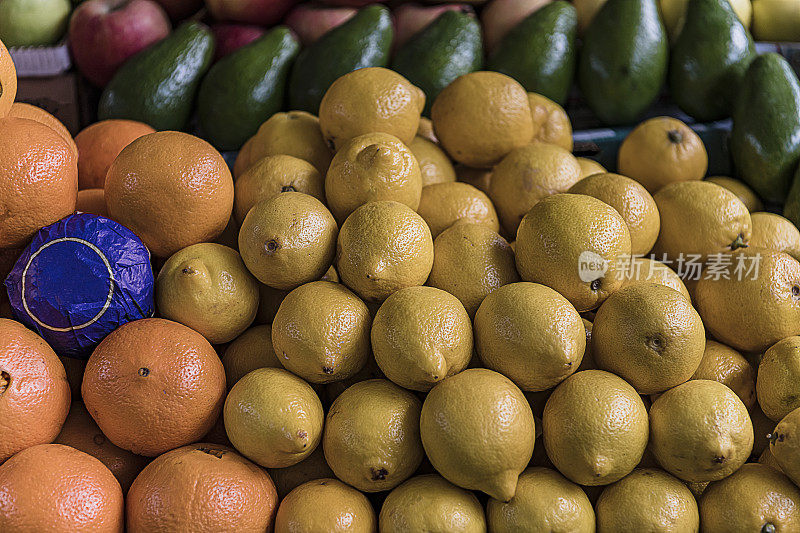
[4,213,155,358]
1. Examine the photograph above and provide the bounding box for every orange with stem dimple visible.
[0,117,78,248]
[0,443,124,532]
[104,131,234,257]
[0,318,71,462]
[81,318,227,457]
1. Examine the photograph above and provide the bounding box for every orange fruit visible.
[81,318,227,457]
[74,119,155,190]
[0,319,70,462]
[54,401,150,491]
[105,131,234,257]
[76,188,109,217]
[0,117,78,248]
[0,443,124,532]
[8,102,78,158]
[0,38,17,117]
[127,443,278,532]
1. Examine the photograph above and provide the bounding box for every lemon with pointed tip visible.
[224,367,324,468]
[336,201,434,302]
[156,243,259,344]
[379,474,486,533]
[319,67,424,151]
[271,280,371,384]
[543,370,648,486]
[475,282,585,392]
[649,379,753,482]
[371,286,472,391]
[323,379,423,492]
[420,368,535,502]
[417,182,499,238]
[486,467,595,533]
[239,192,338,290]
[595,468,699,533]
[325,132,422,223]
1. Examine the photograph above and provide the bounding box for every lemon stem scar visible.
[0,370,8,394]
[138,367,150,377]
[730,234,748,250]
[667,129,684,144]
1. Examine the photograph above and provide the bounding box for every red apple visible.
[205,0,298,25]
[393,3,471,50]
[284,3,356,46]
[69,0,172,87]
[151,0,203,20]
[211,23,265,60]
[481,0,552,52]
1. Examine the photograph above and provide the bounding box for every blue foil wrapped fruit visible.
[4,213,155,358]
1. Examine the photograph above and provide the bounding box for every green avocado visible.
[577,0,667,125]
[197,27,299,151]
[487,1,577,106]
[288,5,393,114]
[732,53,800,205]
[670,0,755,122]
[392,9,483,116]
[98,22,214,131]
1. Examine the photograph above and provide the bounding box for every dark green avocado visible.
[197,27,299,151]
[487,1,577,106]
[288,5,393,114]
[98,22,214,131]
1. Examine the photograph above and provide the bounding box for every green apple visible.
[0,0,72,47]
